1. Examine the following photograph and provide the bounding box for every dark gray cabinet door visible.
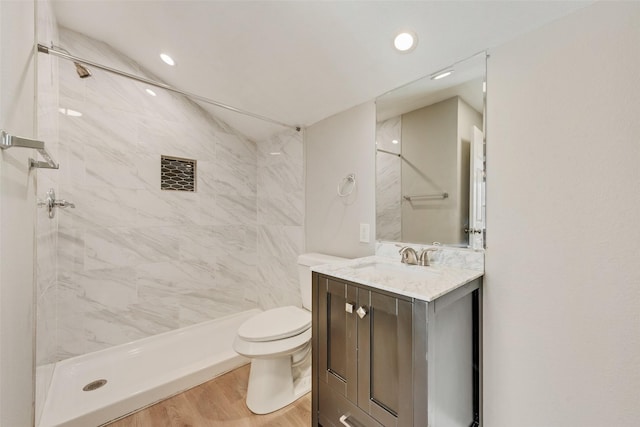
[314,272,477,427]
[314,274,423,427]
[357,288,414,427]
[317,277,358,403]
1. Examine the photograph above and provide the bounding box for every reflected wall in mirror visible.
[376,52,486,248]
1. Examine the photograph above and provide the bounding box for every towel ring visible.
[337,173,356,197]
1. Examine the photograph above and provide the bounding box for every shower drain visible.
[82,379,107,391]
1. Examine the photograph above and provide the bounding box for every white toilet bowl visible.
[232,305,312,414]
[233,252,348,414]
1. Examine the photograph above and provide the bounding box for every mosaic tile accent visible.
[161,156,196,192]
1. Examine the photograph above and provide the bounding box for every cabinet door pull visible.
[356,306,367,319]
[345,303,354,313]
[339,415,354,427]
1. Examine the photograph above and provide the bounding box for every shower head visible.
[52,44,92,78]
[74,62,92,78]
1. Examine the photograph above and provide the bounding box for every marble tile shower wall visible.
[256,129,304,309]
[41,28,298,361]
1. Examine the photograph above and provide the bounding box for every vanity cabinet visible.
[312,272,480,427]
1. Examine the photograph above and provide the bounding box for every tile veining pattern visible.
[257,129,305,309]
[36,27,304,363]
[375,116,402,241]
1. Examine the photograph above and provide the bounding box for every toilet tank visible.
[297,253,348,310]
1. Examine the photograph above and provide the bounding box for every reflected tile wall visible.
[49,28,263,360]
[376,117,402,241]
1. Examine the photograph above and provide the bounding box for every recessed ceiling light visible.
[58,108,82,117]
[146,88,157,96]
[269,152,282,156]
[160,53,175,66]
[393,31,417,53]
[430,69,454,80]
[391,139,399,145]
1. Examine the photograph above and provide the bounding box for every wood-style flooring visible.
[105,364,311,427]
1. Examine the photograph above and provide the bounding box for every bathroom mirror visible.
[375,52,486,248]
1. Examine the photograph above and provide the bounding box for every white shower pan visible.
[38,309,259,427]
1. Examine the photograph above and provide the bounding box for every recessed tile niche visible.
[161,155,197,192]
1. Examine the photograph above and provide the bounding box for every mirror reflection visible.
[375,52,486,248]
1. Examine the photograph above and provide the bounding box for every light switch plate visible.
[359,223,370,243]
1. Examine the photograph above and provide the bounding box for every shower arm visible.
[0,130,59,169]
[37,43,301,132]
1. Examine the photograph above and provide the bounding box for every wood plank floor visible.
[105,364,311,427]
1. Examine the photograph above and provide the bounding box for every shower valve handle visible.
[39,188,75,219]
[53,199,75,209]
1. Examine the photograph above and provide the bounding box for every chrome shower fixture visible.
[50,44,92,78]
[38,188,75,219]
[74,61,92,78]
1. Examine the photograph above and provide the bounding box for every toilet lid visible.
[237,306,311,342]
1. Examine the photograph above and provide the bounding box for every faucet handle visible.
[53,199,75,209]
[399,246,419,265]
[418,248,438,266]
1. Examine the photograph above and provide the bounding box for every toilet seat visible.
[237,306,311,342]
[233,306,312,359]
[233,328,311,358]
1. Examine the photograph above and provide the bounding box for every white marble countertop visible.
[311,255,483,302]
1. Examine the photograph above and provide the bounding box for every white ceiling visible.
[50,1,590,141]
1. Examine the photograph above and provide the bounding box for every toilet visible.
[233,252,347,414]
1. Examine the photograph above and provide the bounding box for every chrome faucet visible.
[418,248,438,266]
[399,246,419,265]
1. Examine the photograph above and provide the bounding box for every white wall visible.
[484,2,640,426]
[305,102,376,258]
[0,1,37,425]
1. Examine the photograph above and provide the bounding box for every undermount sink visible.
[352,261,441,279]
